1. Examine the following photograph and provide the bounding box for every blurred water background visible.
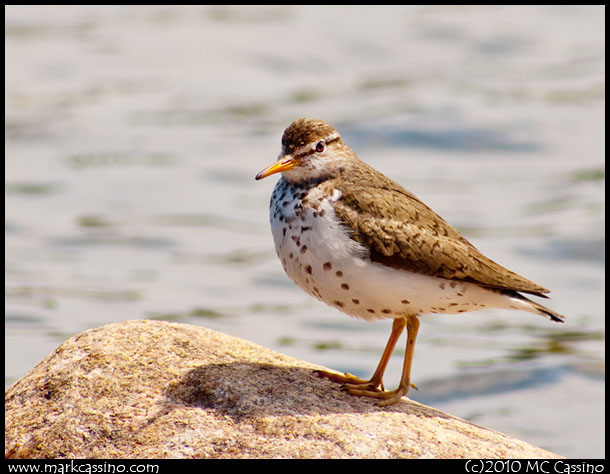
[5,5,604,458]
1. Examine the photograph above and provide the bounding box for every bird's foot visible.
[314,369,384,392]
[315,369,417,406]
[345,385,411,407]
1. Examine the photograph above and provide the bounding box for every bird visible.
[255,117,566,406]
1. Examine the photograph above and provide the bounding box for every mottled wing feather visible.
[324,166,550,297]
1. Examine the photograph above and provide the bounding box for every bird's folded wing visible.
[329,179,550,297]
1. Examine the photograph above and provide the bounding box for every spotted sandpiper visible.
[255,118,565,406]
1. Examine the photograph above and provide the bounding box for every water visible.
[5,5,604,458]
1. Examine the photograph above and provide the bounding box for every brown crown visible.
[281,118,340,155]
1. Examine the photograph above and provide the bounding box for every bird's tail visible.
[512,292,566,323]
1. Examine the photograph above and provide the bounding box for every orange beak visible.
[255,156,296,180]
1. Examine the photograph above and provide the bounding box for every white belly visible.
[270,180,527,321]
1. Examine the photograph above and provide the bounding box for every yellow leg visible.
[316,317,419,402]
[315,318,406,392]
[337,316,420,406]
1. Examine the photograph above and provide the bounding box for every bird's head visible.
[256,118,352,184]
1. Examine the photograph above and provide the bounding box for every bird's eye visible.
[315,140,326,153]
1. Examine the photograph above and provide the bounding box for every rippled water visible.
[5,5,604,458]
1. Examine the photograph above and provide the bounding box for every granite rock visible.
[5,319,562,459]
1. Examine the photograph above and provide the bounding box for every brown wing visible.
[323,163,550,297]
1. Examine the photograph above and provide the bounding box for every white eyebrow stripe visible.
[292,132,342,158]
[324,132,340,143]
[307,132,341,151]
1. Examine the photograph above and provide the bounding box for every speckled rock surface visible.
[5,319,562,459]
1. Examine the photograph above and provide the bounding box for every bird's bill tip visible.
[255,156,296,180]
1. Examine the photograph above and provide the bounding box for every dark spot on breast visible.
[450,281,457,288]
[352,299,360,305]
[300,245,307,254]
[323,262,332,271]
[401,299,410,304]
[333,300,344,308]
[301,226,311,232]
[318,209,326,217]
[305,265,312,274]
[335,271,343,277]
[341,283,349,290]
[289,253,294,259]
[367,309,376,314]
[381,309,392,314]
